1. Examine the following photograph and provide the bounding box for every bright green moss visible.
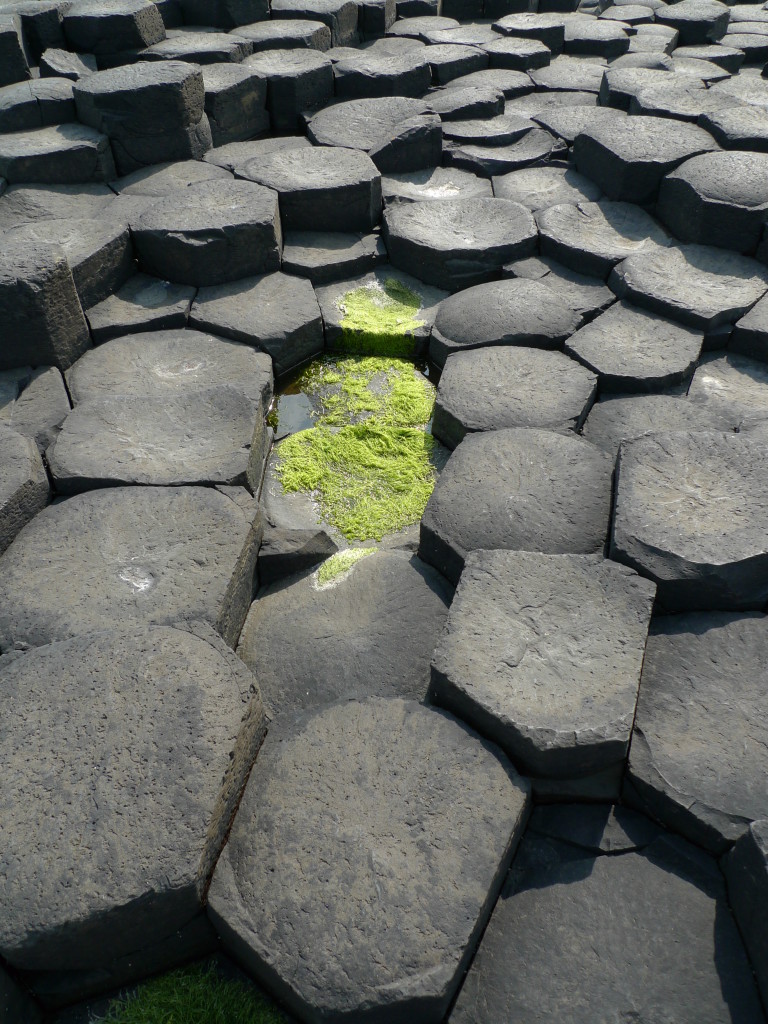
[100,963,286,1024]
[337,278,426,357]
[276,424,438,541]
[296,355,435,429]
[316,547,375,586]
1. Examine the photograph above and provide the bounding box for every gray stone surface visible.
[383,196,537,291]
[700,106,768,154]
[537,200,670,279]
[430,278,583,367]
[238,548,453,717]
[178,0,269,28]
[583,392,727,455]
[492,164,601,211]
[282,230,385,285]
[0,365,71,452]
[420,428,613,583]
[450,833,765,1024]
[307,96,441,172]
[0,624,266,986]
[131,180,281,287]
[0,182,115,230]
[63,0,165,56]
[0,123,115,184]
[333,47,431,98]
[141,30,253,64]
[201,63,269,147]
[49,387,267,494]
[564,300,702,392]
[611,429,768,610]
[573,115,718,204]
[442,113,535,148]
[0,78,77,134]
[725,820,768,1009]
[626,612,768,853]
[444,127,555,178]
[243,49,333,133]
[0,963,42,1024]
[85,273,195,341]
[530,103,624,144]
[0,484,262,650]
[731,292,768,363]
[430,551,655,777]
[688,352,768,430]
[382,165,492,204]
[0,425,49,554]
[0,12,31,87]
[432,346,596,448]
[656,0,730,45]
[424,42,489,85]
[629,79,741,123]
[657,151,768,254]
[530,55,606,93]
[39,48,97,80]
[256,525,338,585]
[5,217,134,310]
[503,255,615,320]
[493,12,566,51]
[208,696,530,1023]
[237,146,381,233]
[0,235,90,372]
[610,244,768,329]
[270,0,360,48]
[482,35,550,71]
[236,18,331,51]
[528,801,664,854]
[425,83,505,120]
[190,271,323,379]
[202,133,310,172]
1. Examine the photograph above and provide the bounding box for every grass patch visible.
[276,424,438,541]
[337,279,425,357]
[295,355,435,429]
[316,547,375,586]
[99,963,286,1024]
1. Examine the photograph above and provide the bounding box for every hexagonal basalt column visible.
[208,696,530,1023]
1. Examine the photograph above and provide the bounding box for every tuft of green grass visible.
[276,424,439,541]
[99,963,287,1024]
[316,547,375,586]
[295,355,435,429]
[336,278,426,357]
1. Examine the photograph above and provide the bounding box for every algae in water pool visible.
[336,278,426,357]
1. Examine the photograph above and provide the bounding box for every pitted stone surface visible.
[573,115,717,204]
[564,300,702,392]
[0,484,262,650]
[333,48,431,98]
[85,274,196,341]
[282,230,386,284]
[583,393,727,455]
[432,346,596,447]
[48,387,267,494]
[450,833,765,1024]
[111,158,232,196]
[626,612,768,853]
[190,272,323,379]
[494,165,601,210]
[0,123,116,184]
[242,49,333,133]
[237,145,382,233]
[238,548,453,717]
[208,697,530,1024]
[657,151,768,254]
[687,352,768,430]
[444,128,555,178]
[0,624,266,973]
[383,196,538,291]
[430,551,655,777]
[0,425,49,555]
[611,429,768,610]
[503,255,615,321]
[610,244,768,329]
[420,428,613,584]
[537,200,670,279]
[66,328,273,410]
[430,278,582,367]
[382,165,492,204]
[131,179,281,287]
[531,104,625,145]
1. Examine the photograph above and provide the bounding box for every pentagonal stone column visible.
[430,551,655,778]
[238,146,381,233]
[611,429,768,610]
[238,548,453,717]
[626,612,768,853]
[208,696,530,1023]
[0,484,262,650]
[63,0,165,62]
[420,428,613,583]
[0,624,267,1001]
[131,180,281,287]
[202,64,269,147]
[243,49,333,133]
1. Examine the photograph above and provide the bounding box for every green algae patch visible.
[316,547,375,586]
[337,279,426,357]
[100,962,287,1024]
[296,355,435,428]
[276,424,439,541]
